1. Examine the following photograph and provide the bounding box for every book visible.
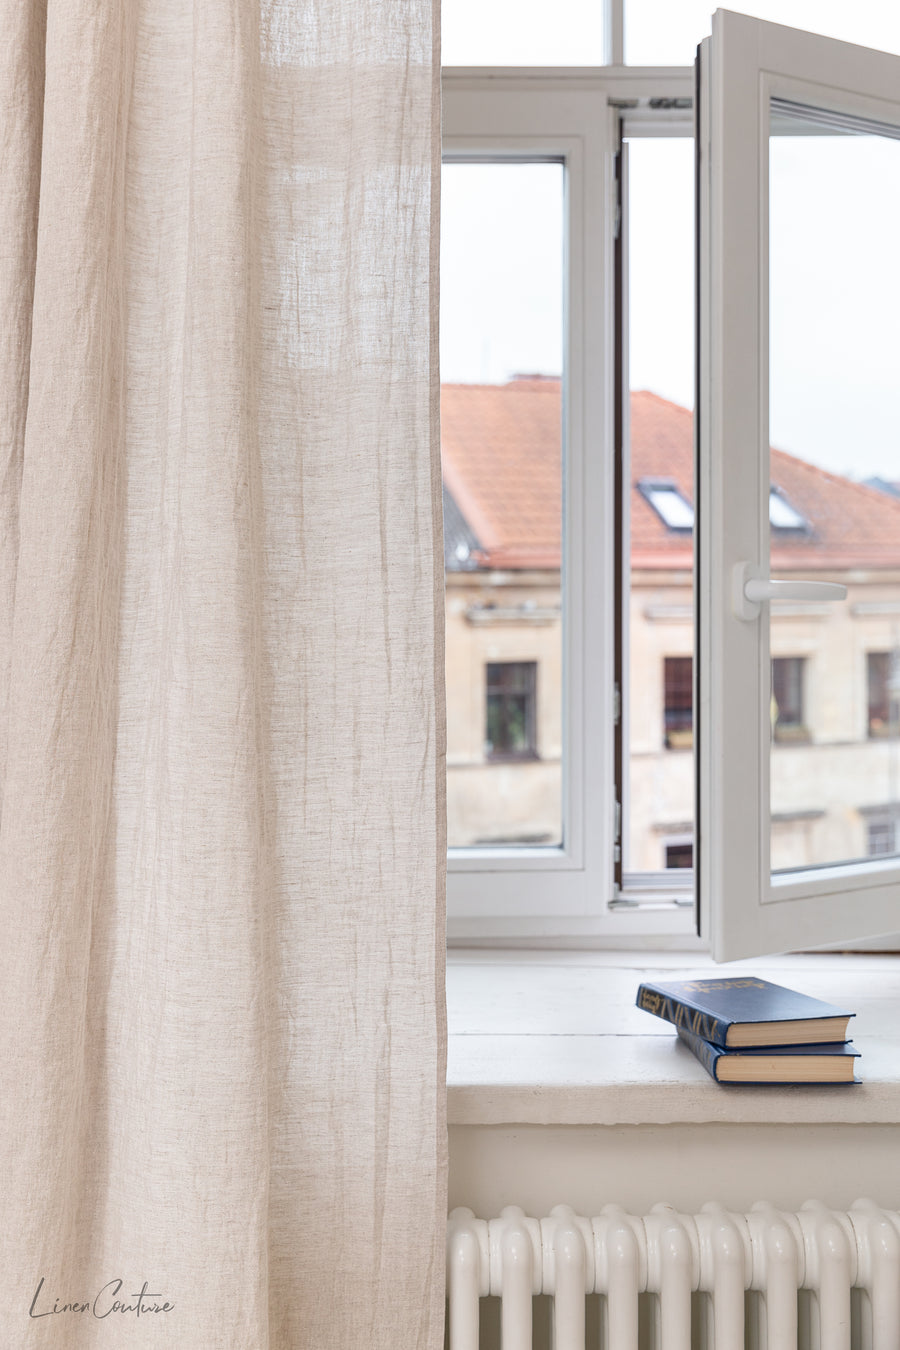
[676,1026,860,1083]
[635,976,854,1048]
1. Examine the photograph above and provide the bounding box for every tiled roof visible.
[441,380,900,571]
[442,484,482,571]
[628,391,693,570]
[440,379,561,569]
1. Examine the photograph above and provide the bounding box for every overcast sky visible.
[442,0,900,67]
[440,5,900,480]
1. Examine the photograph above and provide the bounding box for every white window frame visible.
[697,10,900,960]
[443,69,701,945]
[444,13,900,960]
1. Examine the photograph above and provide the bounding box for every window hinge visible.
[613,682,621,725]
[614,797,622,863]
[612,148,622,241]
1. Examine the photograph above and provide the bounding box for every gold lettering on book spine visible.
[681,978,765,993]
[639,989,662,1014]
[639,990,721,1043]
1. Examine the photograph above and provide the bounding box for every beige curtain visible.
[0,0,446,1346]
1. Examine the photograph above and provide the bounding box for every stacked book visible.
[635,976,859,1084]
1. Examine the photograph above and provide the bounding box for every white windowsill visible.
[447,949,900,1127]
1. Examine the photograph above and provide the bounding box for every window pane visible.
[442,0,606,66]
[442,163,564,848]
[625,137,695,873]
[768,102,900,872]
[626,0,900,69]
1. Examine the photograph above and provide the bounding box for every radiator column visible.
[446,1201,900,1350]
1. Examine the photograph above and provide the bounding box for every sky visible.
[442,0,900,67]
[440,1,900,480]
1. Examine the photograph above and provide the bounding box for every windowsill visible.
[447,948,900,1127]
[772,728,811,745]
[484,752,541,765]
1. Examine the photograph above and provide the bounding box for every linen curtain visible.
[0,0,446,1346]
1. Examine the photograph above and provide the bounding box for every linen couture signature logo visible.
[29,1277,174,1320]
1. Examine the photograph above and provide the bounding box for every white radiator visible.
[447,1202,900,1350]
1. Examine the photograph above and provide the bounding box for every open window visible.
[441,6,900,956]
[697,9,900,959]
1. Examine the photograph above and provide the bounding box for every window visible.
[665,839,694,870]
[441,158,564,855]
[768,488,808,534]
[443,4,900,957]
[663,657,693,749]
[868,652,900,738]
[698,9,900,958]
[625,131,696,890]
[486,663,537,761]
[638,480,694,533]
[443,0,608,66]
[662,654,810,752]
[443,73,625,935]
[866,809,900,859]
[632,483,812,535]
[771,657,807,742]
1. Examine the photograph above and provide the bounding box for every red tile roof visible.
[441,380,900,572]
[628,390,693,570]
[441,379,562,569]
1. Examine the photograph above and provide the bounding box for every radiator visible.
[447,1202,900,1350]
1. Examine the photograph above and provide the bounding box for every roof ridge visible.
[771,444,900,516]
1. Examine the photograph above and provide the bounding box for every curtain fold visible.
[0,0,446,1345]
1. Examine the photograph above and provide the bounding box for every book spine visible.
[636,984,728,1046]
[676,1027,722,1080]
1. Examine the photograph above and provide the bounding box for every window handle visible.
[732,562,847,621]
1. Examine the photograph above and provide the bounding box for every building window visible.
[485,662,537,760]
[664,653,814,755]
[867,652,900,738]
[637,478,694,532]
[768,487,809,533]
[865,808,900,858]
[663,656,693,749]
[665,840,693,869]
[635,480,810,535]
[771,657,807,743]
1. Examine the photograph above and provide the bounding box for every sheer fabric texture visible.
[0,1,446,1346]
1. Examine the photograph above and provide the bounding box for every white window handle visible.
[733,563,847,621]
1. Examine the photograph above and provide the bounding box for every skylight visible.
[638,479,810,535]
[638,479,694,531]
[769,487,808,531]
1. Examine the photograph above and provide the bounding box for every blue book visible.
[676,1027,860,1083]
[636,976,853,1048]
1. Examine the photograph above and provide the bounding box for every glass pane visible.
[768,101,900,873]
[443,0,606,66]
[625,137,695,873]
[441,163,564,847]
[626,0,900,69]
